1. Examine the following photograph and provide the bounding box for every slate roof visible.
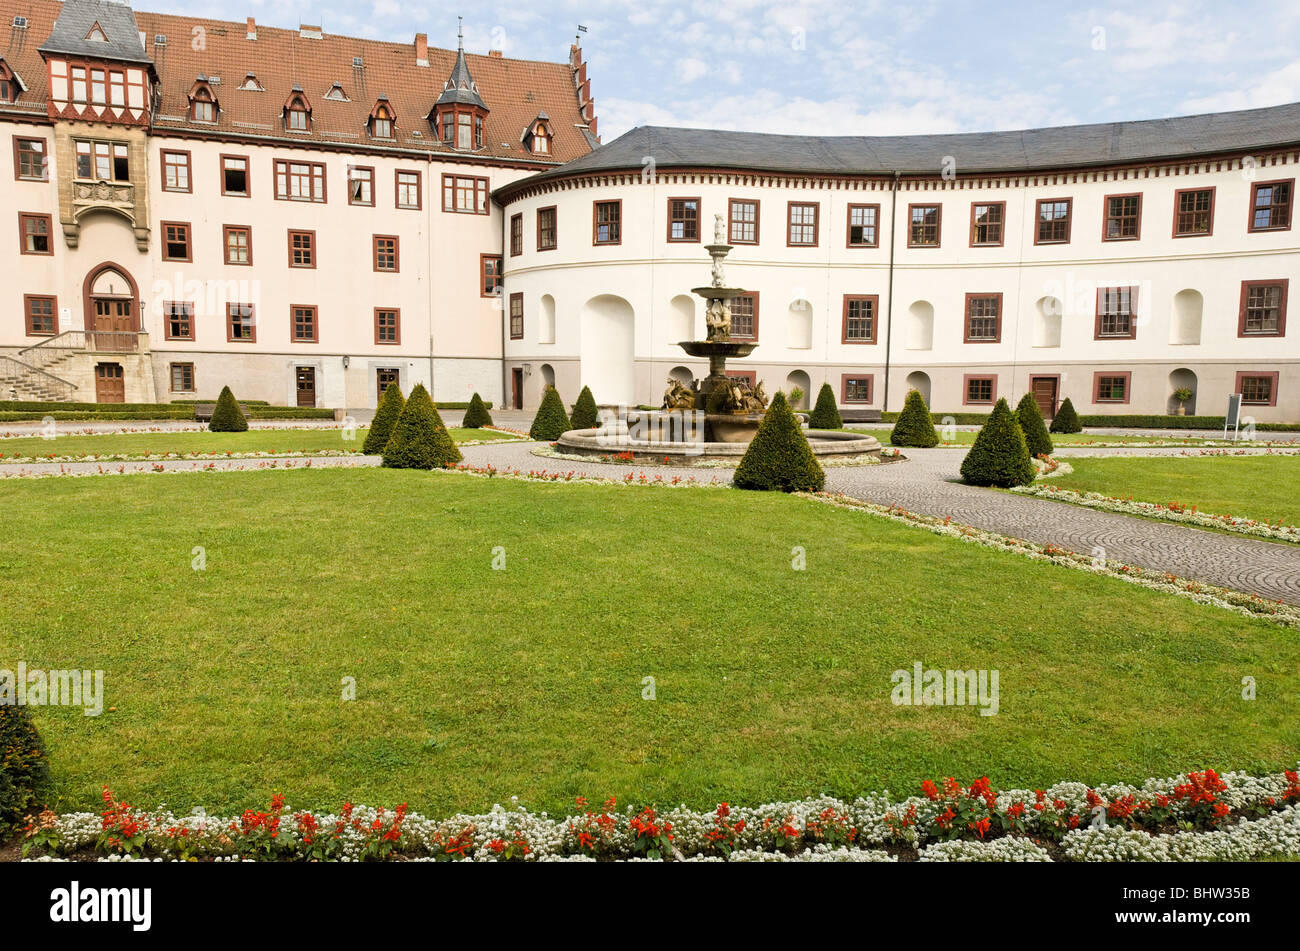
[435,45,488,110]
[38,0,150,66]
[0,0,594,165]
[507,102,1300,192]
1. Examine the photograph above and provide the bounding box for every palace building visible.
[3,0,1298,421]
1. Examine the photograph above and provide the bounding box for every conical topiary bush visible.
[570,385,599,430]
[807,382,843,429]
[382,383,462,469]
[889,389,939,447]
[960,397,1035,487]
[529,385,572,440]
[364,382,405,453]
[1049,396,1082,434]
[733,391,826,492]
[208,385,248,432]
[461,392,493,429]
[0,703,49,834]
[1015,392,1054,457]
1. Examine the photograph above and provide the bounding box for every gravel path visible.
[4,436,1299,605]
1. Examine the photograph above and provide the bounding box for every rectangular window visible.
[163,301,194,341]
[1035,198,1071,244]
[510,213,523,256]
[74,140,129,181]
[509,293,524,339]
[162,221,191,262]
[288,230,315,268]
[731,293,759,340]
[14,138,48,181]
[537,206,557,251]
[1095,286,1138,339]
[668,198,700,242]
[842,295,878,344]
[1103,193,1142,240]
[1238,280,1288,337]
[842,375,872,404]
[787,202,818,246]
[729,199,759,244]
[71,66,87,104]
[221,155,249,197]
[481,255,503,297]
[348,165,373,206]
[227,303,256,342]
[1238,372,1278,406]
[1094,373,1131,403]
[274,159,326,202]
[970,202,1004,246]
[170,362,195,392]
[964,375,996,405]
[162,150,191,192]
[24,295,56,336]
[964,293,1002,343]
[908,204,941,247]
[18,213,52,255]
[593,200,621,245]
[291,305,318,342]
[375,308,401,345]
[1173,187,1214,236]
[223,225,252,265]
[373,235,399,272]
[441,174,488,214]
[846,203,879,247]
[396,169,421,210]
[90,69,106,106]
[1249,179,1293,232]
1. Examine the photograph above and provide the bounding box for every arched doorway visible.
[579,294,635,406]
[785,370,811,409]
[83,262,139,351]
[906,371,931,406]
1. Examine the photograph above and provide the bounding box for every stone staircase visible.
[0,353,77,401]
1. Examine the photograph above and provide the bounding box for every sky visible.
[140,0,1300,141]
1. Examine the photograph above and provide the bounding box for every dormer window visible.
[323,82,349,102]
[0,60,20,103]
[188,78,218,123]
[369,98,395,139]
[284,88,311,132]
[239,73,264,92]
[522,113,553,155]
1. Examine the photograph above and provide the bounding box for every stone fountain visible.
[553,219,881,462]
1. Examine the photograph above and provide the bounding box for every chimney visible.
[488,49,502,58]
[246,17,256,40]
[415,32,428,67]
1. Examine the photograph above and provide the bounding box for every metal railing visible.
[0,354,77,401]
[19,330,141,372]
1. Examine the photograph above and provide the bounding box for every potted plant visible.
[1172,387,1193,416]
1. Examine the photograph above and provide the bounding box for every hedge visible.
[873,409,1300,433]
[382,384,461,469]
[960,398,1035,487]
[807,382,843,429]
[733,392,826,492]
[364,383,405,453]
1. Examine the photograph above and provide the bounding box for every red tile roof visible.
[0,0,596,166]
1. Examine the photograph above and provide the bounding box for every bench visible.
[839,408,883,423]
[192,402,255,422]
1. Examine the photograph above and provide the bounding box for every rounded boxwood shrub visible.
[364,383,406,453]
[890,389,940,447]
[1050,396,1083,434]
[208,386,248,432]
[461,392,493,429]
[807,382,843,429]
[382,383,462,469]
[1015,392,1054,457]
[570,385,599,430]
[529,385,572,440]
[0,704,50,833]
[734,391,826,492]
[960,397,1035,487]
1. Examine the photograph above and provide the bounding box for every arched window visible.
[369,98,395,139]
[188,78,218,123]
[283,87,311,132]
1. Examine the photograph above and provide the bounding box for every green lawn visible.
[848,427,1236,447]
[3,469,1296,817]
[0,427,517,460]
[1051,455,1300,526]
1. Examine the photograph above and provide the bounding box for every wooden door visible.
[1030,376,1058,419]
[295,367,316,407]
[94,362,125,403]
[93,298,134,350]
[376,368,400,404]
[512,368,524,409]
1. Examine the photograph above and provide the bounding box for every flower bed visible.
[1012,483,1300,543]
[19,767,1299,862]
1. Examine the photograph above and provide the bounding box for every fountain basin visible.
[677,339,758,359]
[705,413,763,443]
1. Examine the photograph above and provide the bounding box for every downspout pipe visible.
[882,170,901,413]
